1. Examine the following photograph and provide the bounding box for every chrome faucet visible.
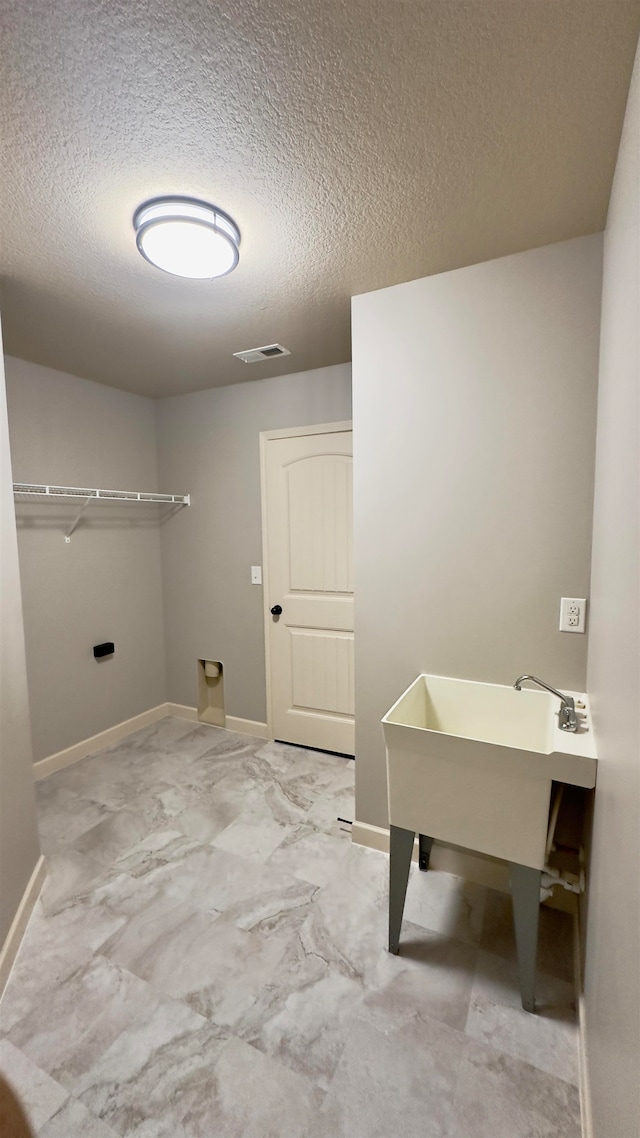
[514,675,578,732]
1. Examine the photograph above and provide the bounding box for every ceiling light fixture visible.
[133,197,240,279]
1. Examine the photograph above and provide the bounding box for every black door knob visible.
[270,604,283,616]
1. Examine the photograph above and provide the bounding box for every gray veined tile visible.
[141,842,317,931]
[130,842,265,911]
[73,1008,228,1135]
[298,842,389,984]
[179,734,264,787]
[170,787,246,844]
[13,722,580,1138]
[192,740,342,835]
[160,721,247,758]
[44,862,171,933]
[7,955,200,1095]
[212,812,290,862]
[100,781,191,836]
[481,889,576,983]
[62,720,248,807]
[225,767,320,828]
[35,782,115,855]
[170,765,276,839]
[465,950,579,1085]
[71,809,150,865]
[307,1008,465,1138]
[103,906,289,1028]
[35,756,103,798]
[130,723,263,791]
[250,739,346,782]
[111,717,251,770]
[38,1095,121,1137]
[108,715,199,754]
[112,828,204,879]
[403,865,488,947]
[39,849,121,917]
[227,871,319,938]
[265,778,319,825]
[0,892,129,1036]
[304,763,355,838]
[81,1030,321,1138]
[196,1035,323,1138]
[245,745,355,835]
[39,748,158,811]
[265,822,351,887]
[234,928,366,1089]
[34,719,206,809]
[99,895,215,979]
[126,768,262,846]
[451,1036,582,1138]
[362,919,479,1033]
[0,1040,69,1131]
[258,748,350,794]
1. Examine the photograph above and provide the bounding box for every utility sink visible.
[382,674,597,870]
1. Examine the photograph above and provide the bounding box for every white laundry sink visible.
[382,674,597,869]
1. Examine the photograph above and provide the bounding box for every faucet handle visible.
[558,697,577,732]
[514,674,578,732]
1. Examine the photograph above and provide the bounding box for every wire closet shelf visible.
[13,483,190,541]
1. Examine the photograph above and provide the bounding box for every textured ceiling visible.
[1,0,639,398]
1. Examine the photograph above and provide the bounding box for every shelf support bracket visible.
[65,496,93,542]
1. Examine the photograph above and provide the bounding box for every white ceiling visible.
[1,0,639,398]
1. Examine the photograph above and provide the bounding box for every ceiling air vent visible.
[233,343,291,364]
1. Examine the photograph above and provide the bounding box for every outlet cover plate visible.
[559,597,586,633]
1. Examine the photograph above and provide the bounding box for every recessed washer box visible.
[197,659,225,726]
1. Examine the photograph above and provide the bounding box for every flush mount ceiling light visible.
[133,197,240,279]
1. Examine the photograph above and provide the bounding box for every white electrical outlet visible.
[251,565,262,585]
[559,597,586,633]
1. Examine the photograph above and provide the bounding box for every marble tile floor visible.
[0,717,582,1138]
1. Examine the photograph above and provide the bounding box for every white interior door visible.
[262,424,354,754]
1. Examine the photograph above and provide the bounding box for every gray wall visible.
[585,41,639,1138]
[5,358,167,761]
[352,236,602,829]
[156,364,352,721]
[0,332,40,945]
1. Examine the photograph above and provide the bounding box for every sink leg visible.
[418,833,433,872]
[509,862,542,1014]
[389,825,415,954]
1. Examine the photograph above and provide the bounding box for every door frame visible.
[259,420,353,741]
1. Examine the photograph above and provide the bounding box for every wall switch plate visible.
[559,597,586,633]
[251,565,262,585]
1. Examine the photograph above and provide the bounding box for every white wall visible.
[4,356,350,757]
[352,236,602,829]
[584,40,639,1138]
[156,364,352,722]
[0,332,40,946]
[5,358,167,761]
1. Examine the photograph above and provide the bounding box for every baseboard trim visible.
[33,705,171,780]
[574,916,593,1138]
[351,821,394,856]
[34,704,272,780]
[225,716,269,739]
[352,823,578,917]
[165,702,199,722]
[0,855,46,999]
[168,704,269,739]
[352,821,512,892]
